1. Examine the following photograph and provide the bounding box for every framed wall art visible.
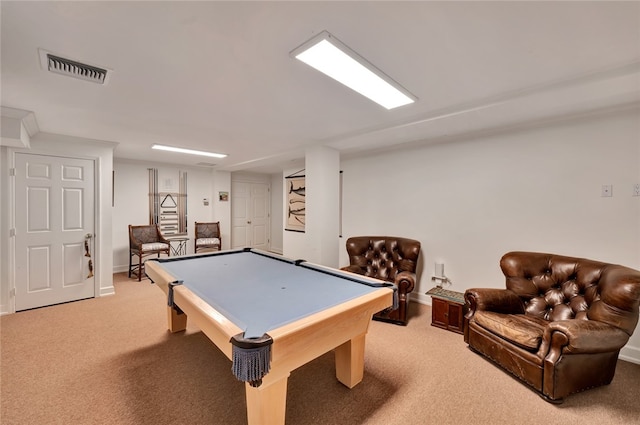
[285,171,305,232]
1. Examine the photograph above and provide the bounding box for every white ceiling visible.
[2,1,639,173]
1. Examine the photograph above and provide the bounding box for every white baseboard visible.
[113,265,129,274]
[620,345,640,365]
[411,292,432,306]
[99,286,115,297]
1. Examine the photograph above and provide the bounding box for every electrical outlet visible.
[601,184,613,197]
[634,184,640,197]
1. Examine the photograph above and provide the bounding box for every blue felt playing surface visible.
[157,251,384,338]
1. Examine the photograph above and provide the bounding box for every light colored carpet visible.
[1,272,639,425]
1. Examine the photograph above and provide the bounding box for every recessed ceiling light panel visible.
[290,30,417,110]
[152,144,227,159]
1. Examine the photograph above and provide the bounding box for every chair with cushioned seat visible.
[128,224,171,281]
[464,251,640,403]
[194,221,222,253]
[341,236,421,325]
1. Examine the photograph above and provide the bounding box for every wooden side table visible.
[426,287,467,334]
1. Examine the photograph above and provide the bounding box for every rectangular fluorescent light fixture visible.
[152,144,227,158]
[290,30,416,110]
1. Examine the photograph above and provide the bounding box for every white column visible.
[213,170,231,250]
[305,145,340,267]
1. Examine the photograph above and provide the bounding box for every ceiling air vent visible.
[38,49,111,85]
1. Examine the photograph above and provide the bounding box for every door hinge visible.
[9,168,16,176]
[10,288,16,298]
[9,228,16,237]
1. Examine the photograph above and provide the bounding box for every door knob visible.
[247,221,252,224]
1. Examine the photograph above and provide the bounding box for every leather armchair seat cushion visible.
[474,311,547,351]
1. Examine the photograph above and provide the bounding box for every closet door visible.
[14,153,96,311]
[231,181,269,250]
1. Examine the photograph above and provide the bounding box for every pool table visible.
[144,248,395,425]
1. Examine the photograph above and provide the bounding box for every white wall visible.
[112,159,230,272]
[340,108,640,363]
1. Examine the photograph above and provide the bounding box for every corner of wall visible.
[0,147,11,314]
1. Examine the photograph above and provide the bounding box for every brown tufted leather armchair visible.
[341,236,421,325]
[464,251,640,403]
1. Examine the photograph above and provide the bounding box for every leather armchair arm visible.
[465,288,525,319]
[340,265,364,274]
[540,319,630,356]
[394,271,416,294]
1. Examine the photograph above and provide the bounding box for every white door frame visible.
[8,148,101,313]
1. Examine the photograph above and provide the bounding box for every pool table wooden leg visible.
[166,305,187,332]
[334,333,366,388]
[245,375,288,425]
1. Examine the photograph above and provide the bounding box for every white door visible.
[14,153,95,311]
[231,182,269,250]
